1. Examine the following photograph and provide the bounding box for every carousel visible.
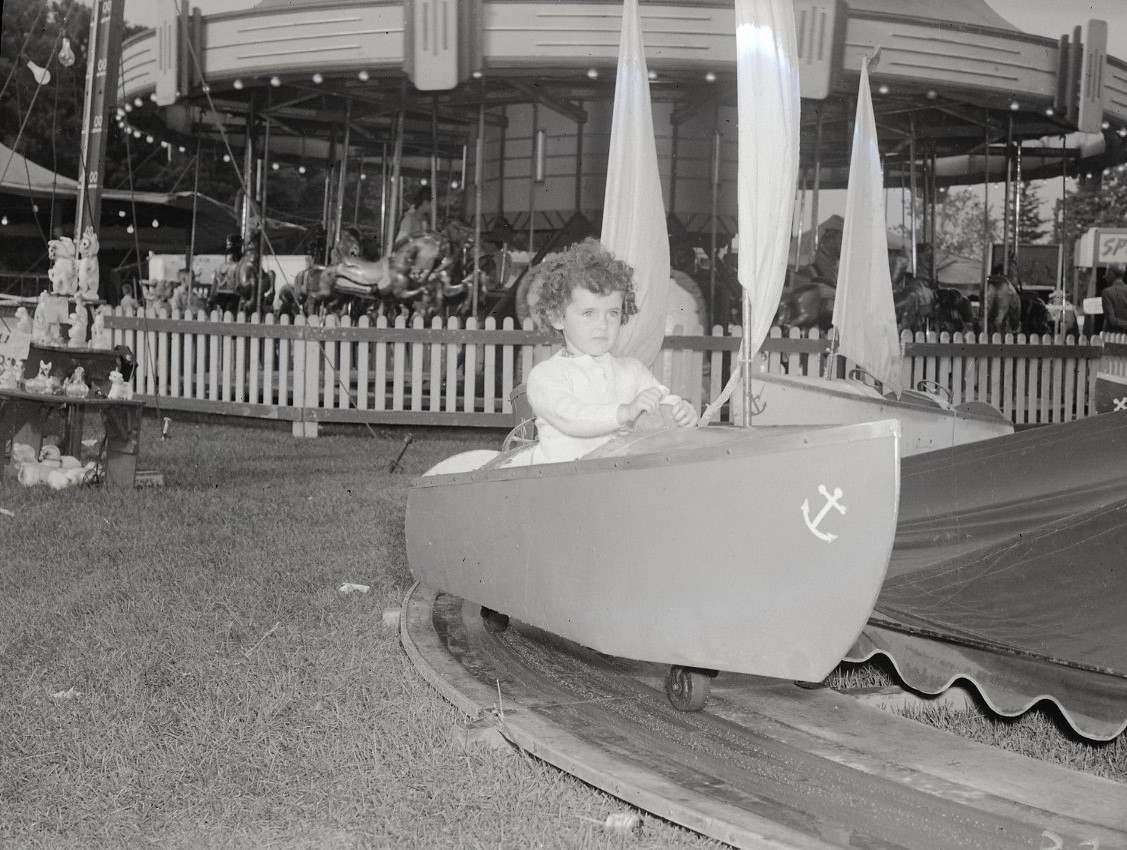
[111,0,1127,327]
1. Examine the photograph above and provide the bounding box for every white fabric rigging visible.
[700,0,799,425]
[832,56,904,396]
[735,0,801,359]
[602,0,670,370]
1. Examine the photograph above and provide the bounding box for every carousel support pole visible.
[574,103,584,215]
[793,168,806,273]
[1014,140,1023,271]
[352,157,364,226]
[445,155,455,222]
[810,107,823,255]
[981,128,991,331]
[186,134,201,288]
[241,95,258,249]
[709,103,720,327]
[669,120,679,220]
[430,96,439,232]
[908,116,918,275]
[472,100,485,319]
[459,142,468,219]
[1002,116,1014,274]
[528,102,539,252]
[379,142,388,253]
[386,110,404,252]
[256,118,271,315]
[323,125,337,263]
[497,106,507,222]
[334,101,352,247]
[929,146,938,285]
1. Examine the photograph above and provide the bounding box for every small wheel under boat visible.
[664,665,716,712]
[480,606,510,634]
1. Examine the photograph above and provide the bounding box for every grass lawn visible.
[1,419,1121,848]
[0,419,720,849]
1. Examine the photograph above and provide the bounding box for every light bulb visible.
[298,165,306,174]
[1,216,8,226]
[586,68,598,80]
[134,97,143,107]
[119,210,126,218]
[233,79,244,90]
[360,173,367,180]
[271,162,279,170]
[877,84,889,95]
[270,76,281,87]
[223,154,231,162]
[358,70,370,81]
[146,135,154,143]
[312,73,323,84]
[127,224,135,234]
[151,219,160,228]
[705,71,717,83]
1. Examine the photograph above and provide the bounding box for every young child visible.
[525,238,698,464]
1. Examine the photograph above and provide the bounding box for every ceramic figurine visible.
[0,358,18,389]
[63,366,89,398]
[67,310,88,348]
[14,306,31,334]
[90,309,112,349]
[23,361,54,393]
[32,292,50,343]
[106,368,132,400]
[47,236,77,296]
[76,227,101,301]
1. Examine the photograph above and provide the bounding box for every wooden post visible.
[75,0,126,243]
[709,105,720,327]
[256,118,270,315]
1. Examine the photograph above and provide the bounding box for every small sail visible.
[832,56,903,396]
[603,0,670,369]
[700,0,799,424]
[735,0,801,358]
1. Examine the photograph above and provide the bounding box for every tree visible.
[1053,170,1127,272]
[900,187,1000,260]
[1017,180,1047,244]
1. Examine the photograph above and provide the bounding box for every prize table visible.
[0,389,144,488]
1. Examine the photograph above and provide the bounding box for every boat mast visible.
[75,0,125,245]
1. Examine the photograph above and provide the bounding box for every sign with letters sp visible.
[1097,231,1127,266]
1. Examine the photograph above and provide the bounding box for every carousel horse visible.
[775,279,836,332]
[889,251,935,334]
[933,287,976,335]
[985,273,1022,335]
[1020,290,1053,337]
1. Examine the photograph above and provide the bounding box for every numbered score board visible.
[1075,227,1127,268]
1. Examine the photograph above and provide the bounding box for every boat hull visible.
[747,372,1012,456]
[1093,372,1127,415]
[406,420,900,682]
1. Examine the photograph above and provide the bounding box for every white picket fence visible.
[102,308,1109,432]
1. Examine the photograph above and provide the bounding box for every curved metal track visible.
[402,585,1127,850]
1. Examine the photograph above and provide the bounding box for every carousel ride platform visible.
[402,583,1127,850]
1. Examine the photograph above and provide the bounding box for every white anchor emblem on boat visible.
[802,485,847,543]
[1114,396,1127,412]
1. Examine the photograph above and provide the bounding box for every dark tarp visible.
[847,410,1127,742]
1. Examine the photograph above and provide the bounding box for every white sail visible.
[700,0,799,425]
[603,0,670,369]
[832,56,903,396]
[735,0,801,358]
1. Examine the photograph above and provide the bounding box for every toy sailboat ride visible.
[744,55,1012,456]
[407,0,900,711]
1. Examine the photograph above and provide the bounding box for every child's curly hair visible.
[528,238,638,330]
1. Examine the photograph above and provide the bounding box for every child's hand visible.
[667,398,699,427]
[618,386,664,425]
